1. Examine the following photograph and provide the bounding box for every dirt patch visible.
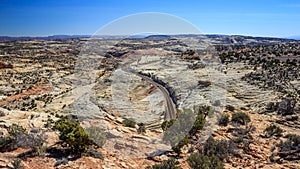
[0,83,52,106]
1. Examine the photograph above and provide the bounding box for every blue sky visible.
[1,0,300,37]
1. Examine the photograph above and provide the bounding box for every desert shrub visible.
[1,124,47,156]
[201,136,236,161]
[264,124,283,137]
[171,136,189,156]
[194,105,211,118]
[84,126,106,148]
[162,109,195,155]
[7,124,26,137]
[277,97,296,116]
[0,124,25,151]
[187,153,224,169]
[225,105,235,112]
[0,137,13,151]
[218,114,229,126]
[122,118,136,128]
[54,116,94,154]
[137,123,146,134]
[162,107,207,155]
[161,119,176,131]
[285,134,300,144]
[10,159,24,169]
[146,158,182,169]
[189,113,205,136]
[183,49,196,56]
[277,134,300,152]
[231,112,251,125]
[266,102,278,112]
[189,105,209,136]
[44,117,55,128]
[17,131,48,157]
[198,80,211,88]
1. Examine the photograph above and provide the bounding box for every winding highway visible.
[123,68,177,120]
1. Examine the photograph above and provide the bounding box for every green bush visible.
[122,118,136,128]
[18,132,48,157]
[137,123,146,134]
[0,124,25,151]
[54,116,94,154]
[285,134,300,144]
[161,119,176,131]
[202,136,235,161]
[231,112,251,125]
[1,124,47,156]
[187,153,224,169]
[162,107,207,155]
[7,124,26,137]
[11,159,24,169]
[0,137,13,151]
[162,109,195,155]
[266,102,278,112]
[171,136,189,156]
[264,124,283,137]
[218,114,229,126]
[146,158,182,169]
[189,113,205,136]
[225,105,235,112]
[278,134,300,152]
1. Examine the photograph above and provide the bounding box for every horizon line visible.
[0,33,298,39]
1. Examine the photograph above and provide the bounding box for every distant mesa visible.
[0,35,90,42]
[0,34,299,45]
[144,35,171,40]
[127,34,171,40]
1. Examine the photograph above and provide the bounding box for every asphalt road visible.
[123,68,177,120]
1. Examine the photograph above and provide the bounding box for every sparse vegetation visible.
[264,124,283,137]
[198,137,236,160]
[161,119,176,131]
[7,124,26,137]
[137,123,146,134]
[1,124,47,157]
[218,114,229,126]
[231,112,251,125]
[0,33,299,168]
[187,153,224,169]
[189,112,205,136]
[277,97,296,116]
[171,136,189,156]
[162,106,208,155]
[122,118,136,128]
[278,134,300,152]
[54,116,94,154]
[146,158,182,169]
[10,159,24,169]
[225,105,235,112]
[271,134,300,161]
[191,106,207,133]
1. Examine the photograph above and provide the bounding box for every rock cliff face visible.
[0,35,299,168]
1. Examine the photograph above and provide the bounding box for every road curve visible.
[123,68,177,120]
